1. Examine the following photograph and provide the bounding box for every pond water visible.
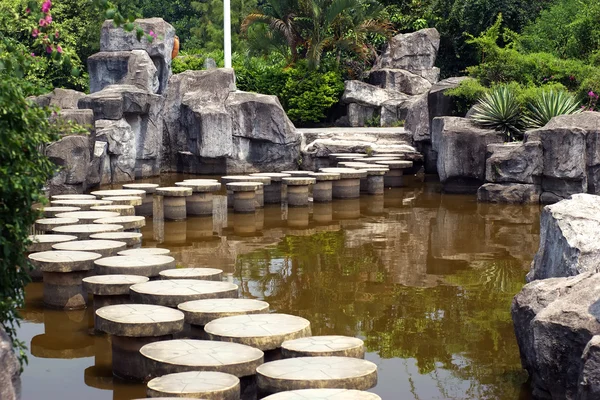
[18,175,541,400]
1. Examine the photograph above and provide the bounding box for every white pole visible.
[224,0,232,68]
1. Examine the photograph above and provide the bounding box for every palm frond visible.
[523,90,582,128]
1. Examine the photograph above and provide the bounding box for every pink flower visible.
[41,0,52,13]
[149,30,157,39]
[39,18,46,27]
[45,14,52,24]
[26,8,30,13]
[55,30,59,38]
[31,52,35,57]
[56,45,62,53]
[32,28,39,37]
[46,46,52,54]
[589,91,597,98]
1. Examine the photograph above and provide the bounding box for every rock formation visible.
[0,327,21,400]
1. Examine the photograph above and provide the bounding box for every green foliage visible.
[364,115,381,127]
[471,85,523,141]
[523,90,582,128]
[171,51,226,74]
[445,78,487,115]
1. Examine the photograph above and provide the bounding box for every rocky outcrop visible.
[88,50,159,94]
[31,88,85,109]
[428,77,470,128]
[485,142,543,184]
[45,135,91,195]
[369,68,435,95]
[0,327,20,400]
[342,80,408,107]
[374,28,440,72]
[477,183,540,204]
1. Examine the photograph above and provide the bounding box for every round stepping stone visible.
[262,389,381,399]
[91,189,147,198]
[95,304,185,381]
[94,215,146,230]
[27,234,77,253]
[283,177,316,207]
[256,357,377,394]
[146,371,240,400]
[374,160,413,168]
[319,168,367,179]
[94,255,175,277]
[34,217,80,232]
[281,336,365,358]
[249,173,291,204]
[130,279,239,307]
[122,183,160,193]
[90,231,142,248]
[42,206,80,217]
[320,168,367,199]
[51,194,96,200]
[311,173,341,203]
[118,248,170,256]
[52,223,124,240]
[375,160,413,187]
[178,298,269,326]
[156,187,193,221]
[159,267,222,281]
[280,171,315,177]
[90,204,135,216]
[50,199,113,210]
[204,314,311,351]
[102,196,143,206]
[156,187,193,196]
[359,157,400,163]
[140,339,264,378]
[329,153,366,160]
[175,181,221,216]
[52,239,127,257]
[123,183,160,216]
[28,250,101,273]
[227,182,262,213]
[83,274,149,310]
[55,211,120,224]
[250,172,291,181]
[183,178,219,183]
[175,181,221,191]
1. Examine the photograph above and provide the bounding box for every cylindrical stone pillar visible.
[375,160,413,188]
[227,182,261,213]
[222,176,270,208]
[122,183,159,217]
[311,173,340,203]
[175,180,222,216]
[250,173,292,204]
[156,187,193,221]
[282,177,316,207]
[320,168,367,199]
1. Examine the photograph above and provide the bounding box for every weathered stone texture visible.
[485,142,543,184]
[0,327,21,400]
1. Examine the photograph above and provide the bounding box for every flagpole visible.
[224,0,232,68]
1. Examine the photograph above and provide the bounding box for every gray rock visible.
[579,335,600,400]
[341,80,408,107]
[53,109,95,128]
[485,141,543,184]
[374,28,440,71]
[348,103,378,127]
[428,77,471,123]
[228,136,300,173]
[0,327,20,400]
[380,99,402,127]
[96,119,136,182]
[399,93,429,141]
[100,18,175,93]
[204,57,217,69]
[432,117,504,193]
[369,68,433,95]
[181,103,233,158]
[78,84,158,120]
[477,183,540,204]
[45,135,91,195]
[31,88,86,109]
[527,194,600,281]
[87,140,111,187]
[88,50,159,94]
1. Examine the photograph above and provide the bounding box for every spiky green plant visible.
[523,90,582,128]
[471,85,523,142]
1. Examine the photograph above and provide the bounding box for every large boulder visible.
[485,141,543,184]
[579,335,600,400]
[78,84,159,120]
[428,77,471,123]
[45,135,91,195]
[0,327,20,400]
[31,88,86,109]
[374,28,440,72]
[477,183,541,204]
[527,194,600,281]
[95,119,136,182]
[341,80,407,107]
[432,117,504,193]
[100,18,175,93]
[348,103,378,127]
[88,50,159,94]
[369,68,435,95]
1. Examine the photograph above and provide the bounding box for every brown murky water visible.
[18,175,541,399]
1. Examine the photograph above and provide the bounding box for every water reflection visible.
[18,176,540,400]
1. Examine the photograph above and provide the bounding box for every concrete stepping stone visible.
[52,239,127,257]
[90,231,142,248]
[91,189,147,199]
[374,160,413,187]
[146,371,240,400]
[222,176,270,208]
[204,313,311,351]
[102,196,143,206]
[27,234,77,253]
[178,298,269,327]
[262,389,381,399]
[83,274,149,311]
[55,211,120,224]
[256,357,377,395]
[358,157,400,163]
[95,304,184,380]
[122,183,160,216]
[52,223,124,240]
[90,204,135,216]
[282,177,316,207]
[311,173,340,203]
[94,215,146,231]
[156,187,193,221]
[130,279,239,307]
[50,199,113,210]
[94,255,175,277]
[34,217,80,232]
[281,336,365,358]
[51,194,96,200]
[226,182,262,213]
[140,339,264,378]
[160,267,222,281]
[328,153,367,162]
[175,181,222,216]
[29,250,102,309]
[319,168,367,199]
[118,248,171,256]
[281,171,316,177]
[362,169,387,195]
[183,178,219,183]
[338,162,372,168]
[250,173,291,204]
[42,206,81,217]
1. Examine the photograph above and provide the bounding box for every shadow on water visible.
[18,174,541,400]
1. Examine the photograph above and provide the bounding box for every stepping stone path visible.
[262,389,381,399]
[374,160,413,187]
[90,205,135,216]
[83,274,149,310]
[226,182,262,213]
[156,187,193,221]
[204,314,311,351]
[51,194,96,200]
[159,267,223,281]
[283,177,316,207]
[52,239,127,257]
[146,371,240,400]
[55,211,120,224]
[52,223,124,240]
[122,183,159,216]
[178,298,269,326]
[42,206,80,218]
[91,189,147,199]
[311,173,340,203]
[140,339,264,378]
[281,335,365,358]
[27,234,77,252]
[175,181,222,216]
[130,279,239,307]
[94,215,146,231]
[256,357,378,395]
[250,173,291,204]
[102,196,143,206]
[50,199,113,210]
[34,218,80,232]
[95,304,184,381]
[29,250,102,309]
[118,248,171,256]
[90,231,142,248]
[94,255,175,277]
[320,168,367,199]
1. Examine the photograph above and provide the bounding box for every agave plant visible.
[471,85,523,142]
[523,90,582,128]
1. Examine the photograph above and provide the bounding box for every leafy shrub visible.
[523,90,582,128]
[172,54,205,74]
[445,78,488,115]
[471,85,523,141]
